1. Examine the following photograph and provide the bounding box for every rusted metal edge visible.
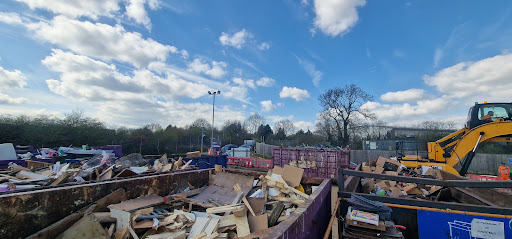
[264,179,332,239]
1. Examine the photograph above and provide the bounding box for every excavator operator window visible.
[478,105,511,121]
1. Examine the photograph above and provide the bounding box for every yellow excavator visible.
[398,102,512,175]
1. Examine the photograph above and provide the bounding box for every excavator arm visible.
[401,120,512,175]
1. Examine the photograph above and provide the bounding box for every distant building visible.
[363,127,457,151]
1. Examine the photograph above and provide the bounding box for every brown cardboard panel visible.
[272,166,284,176]
[282,165,304,188]
[248,214,268,233]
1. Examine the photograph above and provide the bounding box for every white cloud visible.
[362,97,448,122]
[219,29,252,49]
[380,89,425,103]
[0,93,26,104]
[312,0,366,37]
[126,0,152,30]
[0,65,27,90]
[0,12,23,25]
[257,42,270,50]
[42,49,208,102]
[232,77,256,89]
[296,57,323,86]
[187,58,227,79]
[423,53,512,101]
[260,100,283,112]
[268,115,294,123]
[0,65,27,104]
[256,77,275,87]
[279,86,310,101]
[433,48,443,68]
[16,0,122,20]
[294,121,314,132]
[27,16,176,68]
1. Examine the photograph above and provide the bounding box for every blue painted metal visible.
[417,210,512,239]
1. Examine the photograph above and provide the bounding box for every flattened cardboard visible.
[246,197,265,215]
[282,165,304,188]
[403,184,423,195]
[248,214,268,233]
[272,166,283,176]
[390,187,402,198]
[376,157,401,172]
[374,166,385,175]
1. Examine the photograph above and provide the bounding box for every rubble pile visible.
[38,166,310,239]
[0,153,194,192]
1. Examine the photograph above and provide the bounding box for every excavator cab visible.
[466,103,512,129]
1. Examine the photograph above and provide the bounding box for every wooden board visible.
[55,213,109,239]
[234,214,251,237]
[110,209,131,232]
[108,195,163,211]
[188,217,220,238]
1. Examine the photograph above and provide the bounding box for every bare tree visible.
[318,84,374,146]
[244,114,265,134]
[189,118,211,128]
[274,119,296,136]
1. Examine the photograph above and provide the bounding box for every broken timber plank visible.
[206,204,245,214]
[55,213,109,239]
[108,195,163,212]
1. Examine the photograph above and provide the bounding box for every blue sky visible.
[0,0,512,132]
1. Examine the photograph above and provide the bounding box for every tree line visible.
[4,83,493,155]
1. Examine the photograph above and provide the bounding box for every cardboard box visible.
[361,179,374,193]
[390,186,403,198]
[345,217,386,231]
[429,186,442,194]
[362,165,372,173]
[374,166,385,174]
[376,156,401,172]
[403,184,423,195]
[376,181,390,191]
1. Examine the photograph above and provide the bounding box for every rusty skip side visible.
[264,179,332,239]
[0,169,210,239]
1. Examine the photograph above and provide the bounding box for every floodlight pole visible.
[208,90,220,148]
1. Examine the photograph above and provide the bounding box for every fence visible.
[255,142,277,157]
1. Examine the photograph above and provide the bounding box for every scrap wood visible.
[107,223,115,237]
[50,172,70,186]
[206,204,245,214]
[26,204,96,239]
[98,165,115,180]
[94,188,127,212]
[233,208,250,237]
[146,231,186,239]
[170,186,208,200]
[323,198,341,239]
[114,168,138,178]
[181,159,192,170]
[93,212,117,223]
[190,232,207,239]
[188,217,220,238]
[188,172,254,208]
[128,226,139,239]
[110,209,131,232]
[268,195,304,205]
[114,227,128,239]
[234,183,256,217]
[264,175,309,199]
[55,213,110,239]
[173,157,183,171]
[16,170,48,181]
[108,195,163,212]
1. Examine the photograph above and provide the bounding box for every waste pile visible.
[359,156,443,198]
[32,166,311,239]
[356,156,512,207]
[342,195,404,239]
[0,153,194,192]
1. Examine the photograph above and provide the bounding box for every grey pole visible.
[208,91,220,148]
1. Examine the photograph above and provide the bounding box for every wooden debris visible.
[206,204,245,214]
[108,195,163,212]
[55,213,109,239]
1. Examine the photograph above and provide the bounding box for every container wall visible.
[0,169,210,239]
[273,148,350,179]
[264,179,332,239]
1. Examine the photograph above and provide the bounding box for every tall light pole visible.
[208,90,220,148]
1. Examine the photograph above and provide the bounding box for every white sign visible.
[471,219,504,239]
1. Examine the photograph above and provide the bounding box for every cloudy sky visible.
[0,0,511,131]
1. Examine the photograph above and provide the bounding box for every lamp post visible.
[208,90,220,148]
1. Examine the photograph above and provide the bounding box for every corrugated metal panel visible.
[272,148,349,179]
